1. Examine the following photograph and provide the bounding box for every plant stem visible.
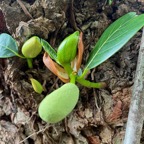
[76,78,106,88]
[70,72,76,84]
[27,58,33,68]
[78,69,89,79]
[123,28,144,144]
[63,63,73,76]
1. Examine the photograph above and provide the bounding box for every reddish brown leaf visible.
[76,32,84,70]
[43,52,69,83]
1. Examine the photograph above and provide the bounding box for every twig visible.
[19,124,49,144]
[123,28,144,144]
[17,0,33,19]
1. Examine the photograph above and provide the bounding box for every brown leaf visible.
[43,52,69,83]
[71,32,84,72]
[76,32,84,71]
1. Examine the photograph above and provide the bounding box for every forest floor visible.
[0,0,144,144]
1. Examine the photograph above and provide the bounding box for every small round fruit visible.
[38,83,79,123]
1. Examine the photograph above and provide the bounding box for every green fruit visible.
[38,83,79,123]
[57,31,79,65]
[22,36,42,58]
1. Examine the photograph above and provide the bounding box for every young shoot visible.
[0,34,42,68]
[39,12,144,123]
[1,12,144,124]
[22,36,42,68]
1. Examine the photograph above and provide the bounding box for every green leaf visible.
[41,39,57,61]
[30,78,44,94]
[0,33,18,58]
[85,12,144,70]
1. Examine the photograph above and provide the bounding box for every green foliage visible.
[0,33,19,58]
[57,31,79,66]
[30,78,44,94]
[0,34,42,68]
[38,83,79,123]
[39,12,144,123]
[84,12,144,71]
[41,31,79,66]
[1,12,144,123]
[41,39,57,61]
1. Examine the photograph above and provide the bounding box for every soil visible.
[0,0,144,144]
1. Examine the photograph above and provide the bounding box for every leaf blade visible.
[0,33,18,58]
[30,78,44,94]
[85,12,144,70]
[41,39,57,61]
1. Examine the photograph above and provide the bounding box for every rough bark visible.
[124,28,144,144]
